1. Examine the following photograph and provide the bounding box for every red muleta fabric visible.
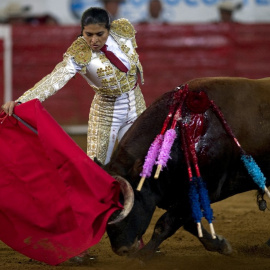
[0,99,122,265]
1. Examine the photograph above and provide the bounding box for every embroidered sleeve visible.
[16,57,76,103]
[110,19,137,48]
[64,36,92,74]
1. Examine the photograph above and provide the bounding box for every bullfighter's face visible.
[83,23,109,52]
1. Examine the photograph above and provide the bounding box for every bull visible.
[104,77,270,258]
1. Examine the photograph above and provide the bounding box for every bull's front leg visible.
[133,209,184,259]
[183,218,232,255]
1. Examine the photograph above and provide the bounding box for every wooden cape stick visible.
[12,114,38,135]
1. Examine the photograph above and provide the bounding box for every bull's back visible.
[187,77,270,155]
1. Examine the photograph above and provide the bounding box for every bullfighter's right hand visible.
[1,101,17,116]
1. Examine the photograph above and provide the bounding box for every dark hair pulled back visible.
[81,7,110,35]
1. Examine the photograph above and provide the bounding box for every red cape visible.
[0,99,122,265]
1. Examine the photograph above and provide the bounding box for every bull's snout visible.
[112,246,131,256]
[112,237,143,256]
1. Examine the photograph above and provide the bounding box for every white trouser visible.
[87,86,146,164]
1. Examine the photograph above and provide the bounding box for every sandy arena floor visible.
[1,135,269,270]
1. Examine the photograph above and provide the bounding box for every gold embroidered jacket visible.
[17,19,144,103]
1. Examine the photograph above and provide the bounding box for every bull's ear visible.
[94,157,103,167]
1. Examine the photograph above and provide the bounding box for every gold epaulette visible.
[110,18,136,39]
[64,36,92,67]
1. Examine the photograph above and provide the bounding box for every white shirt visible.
[105,35,131,70]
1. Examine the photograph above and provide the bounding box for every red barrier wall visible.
[11,23,270,125]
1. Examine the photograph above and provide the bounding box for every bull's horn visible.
[108,175,134,225]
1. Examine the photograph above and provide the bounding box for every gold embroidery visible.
[110,19,137,49]
[87,94,115,163]
[114,69,121,77]
[99,54,107,63]
[92,86,116,96]
[87,86,146,164]
[97,68,105,78]
[122,84,129,92]
[91,58,142,97]
[111,19,136,39]
[120,44,130,54]
[119,76,127,84]
[130,53,138,63]
[108,77,118,86]
[65,37,92,70]
[96,66,114,78]
[134,85,146,115]
[105,66,114,76]
[129,65,136,74]
[16,59,75,103]
[93,49,143,95]
[90,18,144,92]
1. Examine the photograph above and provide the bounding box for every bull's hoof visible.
[200,235,232,255]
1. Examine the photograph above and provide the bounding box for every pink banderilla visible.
[137,85,187,191]
[154,85,189,179]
